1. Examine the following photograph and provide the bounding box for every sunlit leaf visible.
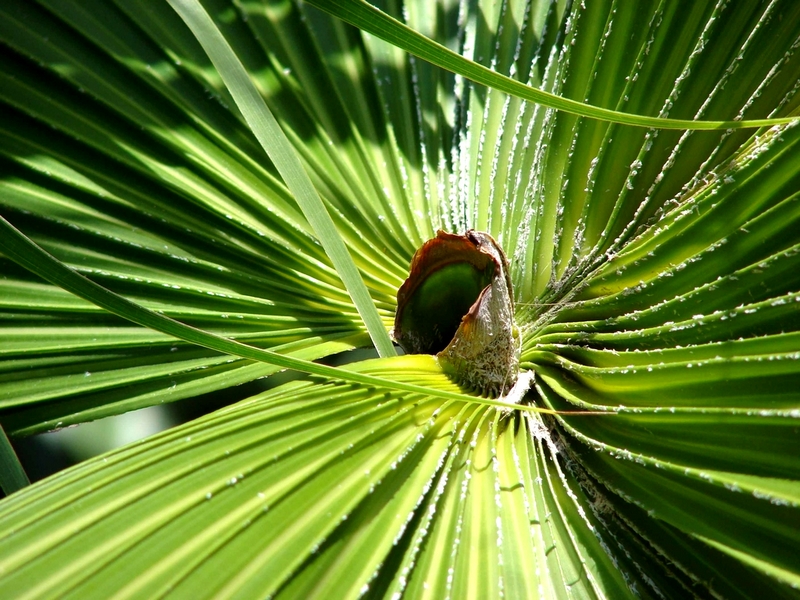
[1,0,799,598]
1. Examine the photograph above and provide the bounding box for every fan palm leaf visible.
[0,0,799,597]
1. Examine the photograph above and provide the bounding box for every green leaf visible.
[306,0,800,130]
[1,0,799,598]
[0,425,28,494]
[167,0,395,358]
[0,215,545,421]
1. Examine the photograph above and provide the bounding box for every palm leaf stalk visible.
[0,0,799,598]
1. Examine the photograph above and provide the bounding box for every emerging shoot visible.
[393,231,520,397]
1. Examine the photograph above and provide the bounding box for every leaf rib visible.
[307,0,800,130]
[167,0,396,357]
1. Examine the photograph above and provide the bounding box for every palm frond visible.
[1,0,799,597]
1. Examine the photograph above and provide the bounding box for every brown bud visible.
[393,230,519,396]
